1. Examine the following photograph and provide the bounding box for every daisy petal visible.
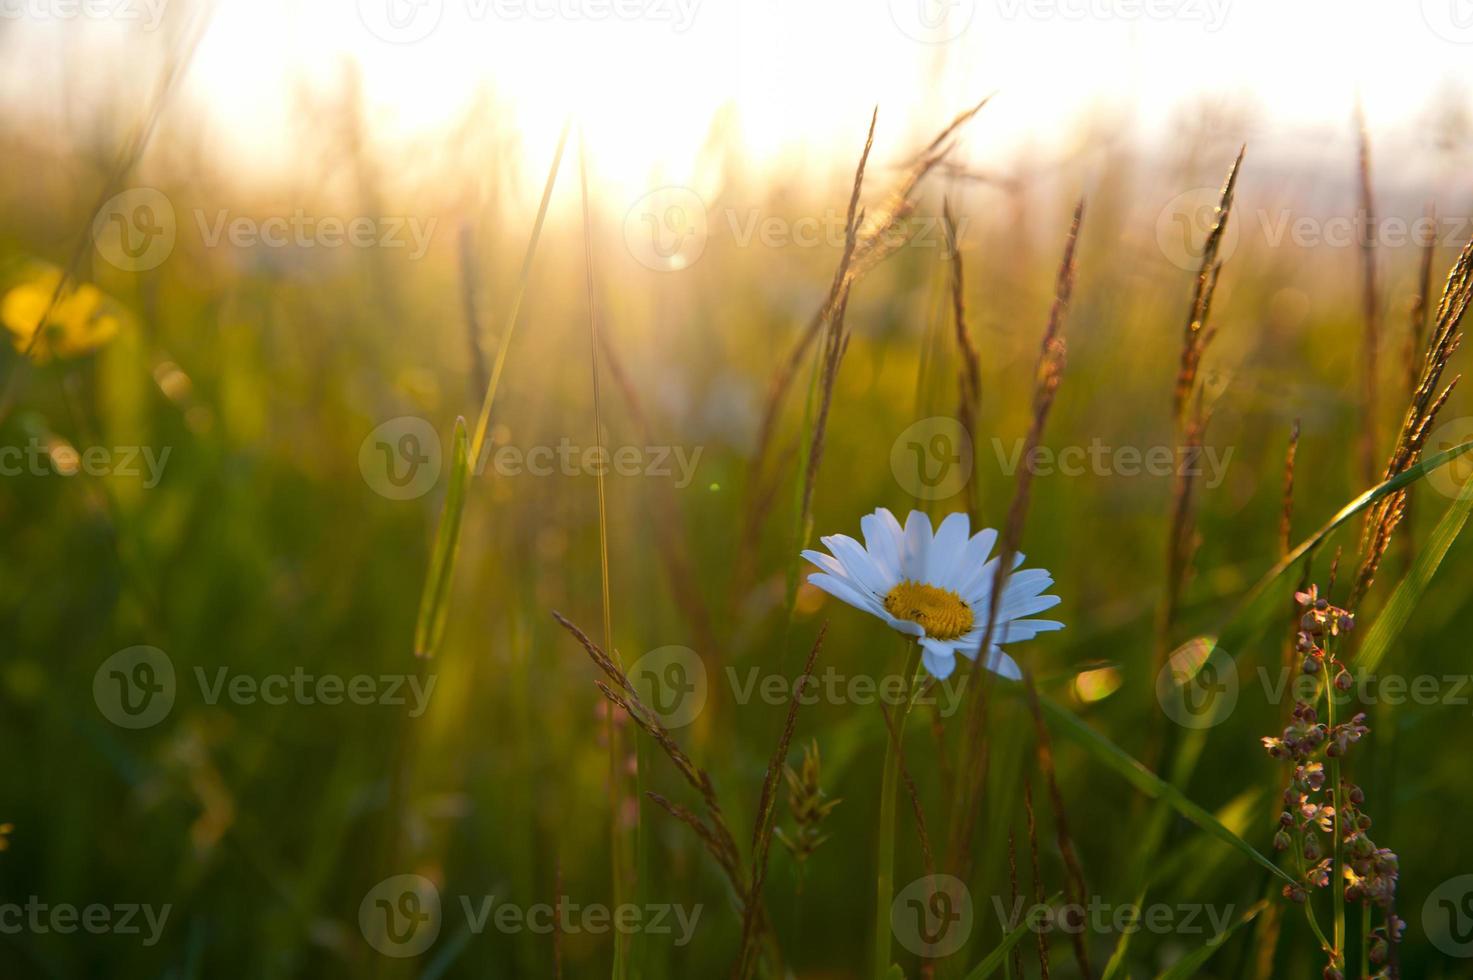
[928,511,972,586]
[861,510,903,580]
[807,572,885,618]
[996,592,1063,621]
[803,548,885,599]
[883,616,926,637]
[993,618,1066,643]
[953,527,998,588]
[965,563,1051,610]
[801,549,848,577]
[901,510,933,579]
[822,533,890,596]
[955,553,1002,603]
[985,647,1022,680]
[1002,568,1054,597]
[920,638,957,680]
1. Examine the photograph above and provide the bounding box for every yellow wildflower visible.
[2,268,122,364]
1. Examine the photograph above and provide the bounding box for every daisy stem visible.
[873,637,924,979]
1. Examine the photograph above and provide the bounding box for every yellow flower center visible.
[883,580,974,641]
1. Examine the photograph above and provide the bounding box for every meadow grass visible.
[5,75,1473,980]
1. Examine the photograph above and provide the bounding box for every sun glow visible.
[2,0,1471,202]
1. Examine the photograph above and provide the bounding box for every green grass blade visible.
[1153,900,1267,980]
[1217,439,1473,647]
[963,893,1062,980]
[1356,469,1473,675]
[469,118,571,465]
[1105,788,1260,979]
[1155,439,1473,679]
[1038,695,1295,886]
[413,417,469,658]
[409,123,570,660]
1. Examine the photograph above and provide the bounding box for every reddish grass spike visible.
[1281,420,1304,671]
[795,113,876,542]
[1024,776,1051,980]
[553,609,754,950]
[949,200,1083,909]
[736,100,990,593]
[1355,107,1381,490]
[1172,146,1244,421]
[1280,420,1302,558]
[1008,830,1025,980]
[944,197,984,523]
[880,697,936,876]
[1352,233,1473,605]
[1406,202,1437,401]
[1155,151,1243,685]
[1024,664,1093,980]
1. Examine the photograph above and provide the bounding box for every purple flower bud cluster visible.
[1261,584,1400,978]
[1293,584,1355,682]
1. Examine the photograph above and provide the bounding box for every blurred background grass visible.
[3,3,1473,978]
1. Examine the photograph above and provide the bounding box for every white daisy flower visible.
[802,508,1064,682]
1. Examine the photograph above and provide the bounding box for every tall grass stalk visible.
[413,120,571,660]
[1355,107,1381,491]
[1352,232,1473,605]
[1153,148,1243,682]
[741,101,988,599]
[950,201,1082,904]
[468,120,570,465]
[737,624,827,978]
[0,10,208,422]
[872,637,923,980]
[942,198,983,525]
[578,130,638,979]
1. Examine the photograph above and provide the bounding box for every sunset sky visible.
[2,1,1471,194]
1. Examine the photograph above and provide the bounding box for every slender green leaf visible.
[1161,439,1473,680]
[1039,695,1295,886]
[963,893,1062,980]
[409,121,570,661]
[1217,439,1473,648]
[1356,470,1473,675]
[413,417,469,658]
[1102,449,1473,978]
[1153,900,1267,980]
[469,119,571,464]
